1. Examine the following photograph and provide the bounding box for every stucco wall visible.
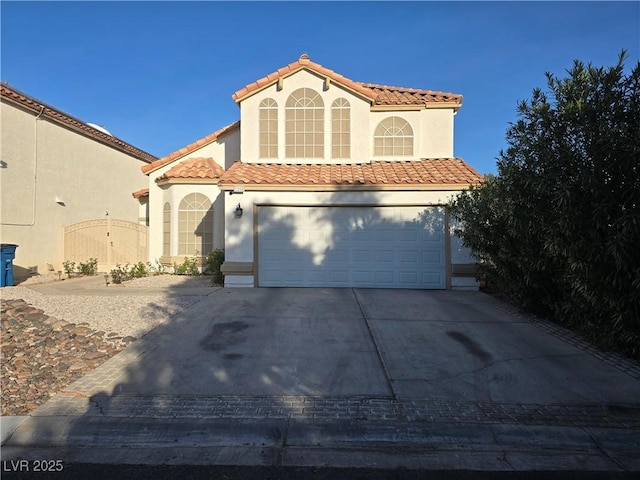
[0,101,149,276]
[240,70,369,164]
[145,133,239,262]
[239,69,456,164]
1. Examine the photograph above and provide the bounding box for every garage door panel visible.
[375,250,394,263]
[399,251,419,263]
[352,270,373,283]
[422,251,442,264]
[330,270,349,283]
[328,248,349,263]
[352,250,373,263]
[398,272,419,285]
[258,206,446,289]
[423,271,443,285]
[398,230,419,242]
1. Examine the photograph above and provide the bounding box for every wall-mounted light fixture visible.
[235,203,243,218]
[55,196,66,206]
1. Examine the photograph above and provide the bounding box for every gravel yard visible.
[2,274,213,338]
[1,274,214,415]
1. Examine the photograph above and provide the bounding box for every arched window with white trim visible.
[259,98,278,158]
[374,116,414,156]
[178,193,213,256]
[285,88,324,158]
[331,98,350,159]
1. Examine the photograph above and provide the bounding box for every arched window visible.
[331,98,350,159]
[178,193,213,256]
[163,202,171,257]
[259,98,278,158]
[374,117,414,156]
[285,88,324,158]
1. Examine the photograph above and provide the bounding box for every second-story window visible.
[259,98,278,158]
[374,116,414,156]
[285,88,324,158]
[331,98,350,159]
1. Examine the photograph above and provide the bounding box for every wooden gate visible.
[63,218,147,271]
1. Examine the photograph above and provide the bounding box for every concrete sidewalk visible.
[2,287,639,472]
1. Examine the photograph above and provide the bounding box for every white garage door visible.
[258,206,446,289]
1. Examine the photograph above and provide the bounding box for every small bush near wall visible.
[109,262,154,284]
[78,258,98,276]
[203,248,225,286]
[62,258,98,278]
[62,261,76,278]
[174,257,200,276]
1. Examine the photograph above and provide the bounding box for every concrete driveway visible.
[4,287,640,471]
[46,287,637,405]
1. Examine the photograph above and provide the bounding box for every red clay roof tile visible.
[231,55,462,107]
[131,188,149,199]
[218,159,482,188]
[1,82,157,164]
[232,55,378,103]
[156,158,225,182]
[358,82,462,105]
[142,121,239,175]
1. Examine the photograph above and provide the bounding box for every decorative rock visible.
[83,351,106,360]
[1,299,127,416]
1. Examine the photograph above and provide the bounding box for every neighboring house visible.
[0,83,157,280]
[143,54,483,289]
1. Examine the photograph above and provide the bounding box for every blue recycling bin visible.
[1,244,18,287]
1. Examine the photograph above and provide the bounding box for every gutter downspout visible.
[2,105,44,226]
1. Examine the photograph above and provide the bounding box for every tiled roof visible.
[232,54,377,103]
[131,188,149,199]
[358,82,462,106]
[218,159,482,189]
[232,54,462,107]
[1,82,157,164]
[156,157,225,183]
[142,121,240,175]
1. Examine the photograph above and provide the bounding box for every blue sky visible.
[2,1,638,175]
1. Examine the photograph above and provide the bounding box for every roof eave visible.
[232,63,377,104]
[218,183,478,192]
[141,121,240,175]
[157,177,222,186]
[1,86,157,164]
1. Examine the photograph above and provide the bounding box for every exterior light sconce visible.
[235,203,243,218]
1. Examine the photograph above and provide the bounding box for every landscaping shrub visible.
[203,248,225,286]
[451,52,640,359]
[174,257,200,276]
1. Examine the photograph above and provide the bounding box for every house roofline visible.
[1,82,157,164]
[141,121,240,175]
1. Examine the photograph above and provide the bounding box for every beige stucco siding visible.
[240,69,372,164]
[369,109,454,160]
[1,101,149,275]
[145,133,238,262]
[147,184,223,262]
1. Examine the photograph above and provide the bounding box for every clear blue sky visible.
[2,1,638,175]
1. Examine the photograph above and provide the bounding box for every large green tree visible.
[451,52,640,358]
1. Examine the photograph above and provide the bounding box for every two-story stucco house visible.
[1,83,156,280]
[143,55,482,289]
